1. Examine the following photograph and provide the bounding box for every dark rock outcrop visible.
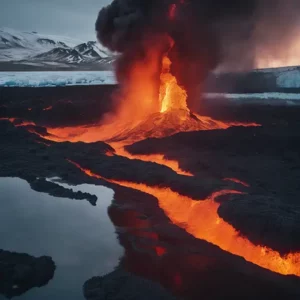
[30,178,97,205]
[218,194,300,253]
[83,270,177,300]
[0,250,55,299]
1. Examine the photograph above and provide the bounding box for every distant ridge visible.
[0,27,115,71]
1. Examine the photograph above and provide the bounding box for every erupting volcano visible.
[32,48,256,146]
[25,44,300,279]
[4,0,300,288]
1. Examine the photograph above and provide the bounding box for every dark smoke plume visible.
[96,0,300,104]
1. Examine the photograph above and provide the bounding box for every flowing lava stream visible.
[68,159,300,277]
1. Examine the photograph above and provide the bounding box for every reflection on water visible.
[0,177,123,300]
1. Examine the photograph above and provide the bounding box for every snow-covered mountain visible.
[0,28,115,70]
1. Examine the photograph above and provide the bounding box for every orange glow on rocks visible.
[68,159,300,277]
[105,149,115,157]
[224,178,250,187]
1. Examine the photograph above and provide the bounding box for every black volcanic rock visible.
[0,120,112,203]
[218,194,300,253]
[0,86,116,127]
[83,270,177,300]
[0,250,55,299]
[30,178,97,205]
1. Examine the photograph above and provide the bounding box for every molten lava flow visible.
[15,121,36,127]
[111,143,193,177]
[68,159,300,277]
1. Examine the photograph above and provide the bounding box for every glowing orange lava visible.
[68,159,300,277]
[160,55,188,113]
[111,143,193,176]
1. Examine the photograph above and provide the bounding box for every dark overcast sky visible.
[0,0,112,40]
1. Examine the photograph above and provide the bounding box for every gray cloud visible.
[0,0,111,40]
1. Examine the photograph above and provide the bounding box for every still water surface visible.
[0,177,123,300]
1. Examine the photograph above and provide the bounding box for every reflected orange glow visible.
[224,177,250,187]
[105,149,115,157]
[15,121,36,127]
[156,246,167,257]
[43,106,53,111]
[168,4,177,21]
[68,159,300,277]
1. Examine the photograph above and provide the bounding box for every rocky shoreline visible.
[0,250,55,299]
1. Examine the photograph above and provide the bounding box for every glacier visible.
[204,92,300,106]
[0,71,117,87]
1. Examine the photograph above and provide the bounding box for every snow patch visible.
[204,93,300,105]
[0,71,117,87]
